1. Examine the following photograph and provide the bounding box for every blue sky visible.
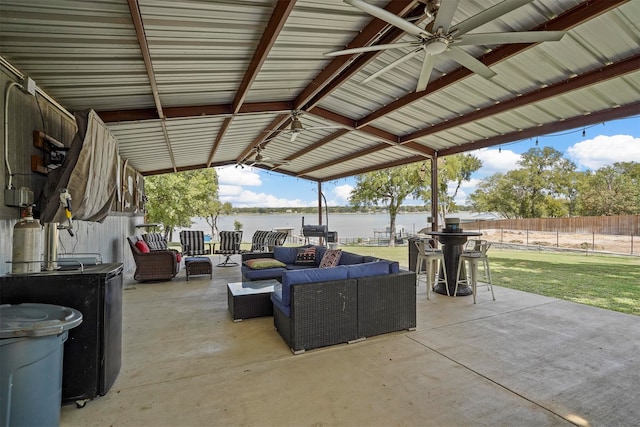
[217,115,640,208]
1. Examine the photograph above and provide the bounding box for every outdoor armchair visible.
[180,230,212,256]
[266,231,288,251]
[127,236,180,282]
[214,230,243,267]
[249,230,271,252]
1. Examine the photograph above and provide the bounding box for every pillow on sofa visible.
[135,240,150,253]
[319,249,342,268]
[244,258,286,269]
[294,247,316,266]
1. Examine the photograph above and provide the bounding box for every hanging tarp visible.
[39,109,118,224]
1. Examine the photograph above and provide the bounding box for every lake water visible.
[179,212,432,243]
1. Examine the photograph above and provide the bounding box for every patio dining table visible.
[423,231,482,296]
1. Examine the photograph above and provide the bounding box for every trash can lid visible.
[0,303,83,338]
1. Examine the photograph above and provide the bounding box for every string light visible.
[582,128,586,137]
[535,137,538,146]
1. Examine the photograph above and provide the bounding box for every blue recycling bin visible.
[0,303,82,427]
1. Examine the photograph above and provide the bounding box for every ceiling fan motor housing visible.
[291,119,304,132]
[424,37,449,54]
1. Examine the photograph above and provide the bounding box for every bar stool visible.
[415,239,449,299]
[454,240,495,303]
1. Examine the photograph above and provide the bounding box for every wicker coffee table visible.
[184,257,213,281]
[227,279,279,322]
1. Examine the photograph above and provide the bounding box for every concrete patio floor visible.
[60,257,640,427]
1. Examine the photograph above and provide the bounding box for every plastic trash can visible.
[0,303,82,427]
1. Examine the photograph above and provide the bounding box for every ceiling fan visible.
[326,0,566,92]
[267,110,343,142]
[240,146,288,168]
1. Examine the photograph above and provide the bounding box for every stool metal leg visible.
[436,257,449,296]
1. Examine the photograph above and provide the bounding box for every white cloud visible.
[220,188,315,208]
[215,165,261,186]
[473,148,521,176]
[332,184,353,203]
[566,134,640,170]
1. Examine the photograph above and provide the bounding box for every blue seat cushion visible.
[285,264,314,271]
[271,282,289,317]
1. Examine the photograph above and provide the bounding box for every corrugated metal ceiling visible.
[0,0,638,182]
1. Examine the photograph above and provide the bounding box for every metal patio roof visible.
[1,0,638,182]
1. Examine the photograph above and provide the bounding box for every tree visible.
[437,154,482,219]
[471,146,576,218]
[144,172,195,239]
[517,147,576,217]
[469,173,521,218]
[349,164,425,246]
[413,154,482,220]
[145,168,224,240]
[349,154,481,246]
[186,168,232,239]
[577,162,640,215]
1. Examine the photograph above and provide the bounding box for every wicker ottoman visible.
[184,257,213,281]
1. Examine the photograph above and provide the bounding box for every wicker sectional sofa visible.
[241,246,417,354]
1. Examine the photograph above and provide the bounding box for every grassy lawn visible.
[343,245,640,316]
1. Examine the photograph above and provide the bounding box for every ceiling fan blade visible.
[306,125,344,130]
[362,48,423,84]
[416,54,436,92]
[457,31,566,46]
[432,0,459,34]
[290,132,299,143]
[344,0,429,38]
[325,41,419,57]
[450,0,533,37]
[442,47,497,80]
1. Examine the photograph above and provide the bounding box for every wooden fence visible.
[464,215,640,236]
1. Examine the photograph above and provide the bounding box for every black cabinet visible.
[0,263,123,405]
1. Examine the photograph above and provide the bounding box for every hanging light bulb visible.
[582,128,586,137]
[498,147,502,153]
[535,138,538,146]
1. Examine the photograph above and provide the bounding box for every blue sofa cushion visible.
[359,256,400,273]
[346,261,390,279]
[388,261,400,274]
[339,251,365,265]
[242,266,286,281]
[315,246,327,266]
[274,246,299,264]
[280,265,349,307]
